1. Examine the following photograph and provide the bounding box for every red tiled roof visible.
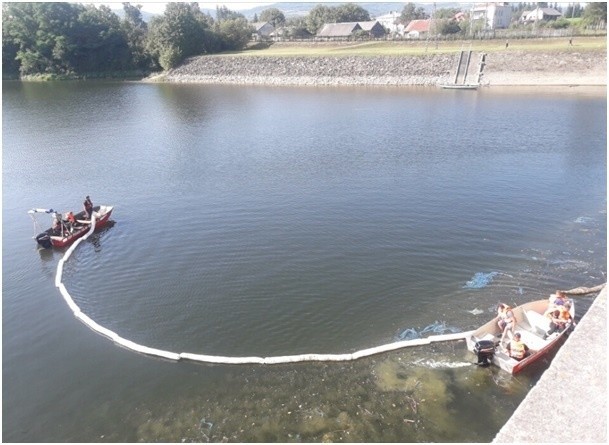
[405,19,430,33]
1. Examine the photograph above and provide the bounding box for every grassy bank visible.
[233,36,607,57]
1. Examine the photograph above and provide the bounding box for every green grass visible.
[228,36,606,57]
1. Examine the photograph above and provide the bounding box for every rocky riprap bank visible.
[162,54,457,86]
[159,50,606,87]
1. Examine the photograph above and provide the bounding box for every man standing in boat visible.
[83,195,93,219]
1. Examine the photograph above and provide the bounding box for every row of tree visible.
[2,2,381,77]
[2,2,255,77]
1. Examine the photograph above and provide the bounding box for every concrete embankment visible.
[159,50,606,87]
[493,286,607,443]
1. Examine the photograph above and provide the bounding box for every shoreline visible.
[154,50,607,88]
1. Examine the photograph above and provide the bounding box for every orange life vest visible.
[558,306,571,322]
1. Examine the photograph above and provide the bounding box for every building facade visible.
[375,11,405,36]
[471,2,512,29]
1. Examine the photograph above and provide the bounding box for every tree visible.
[74,5,131,72]
[305,3,371,34]
[216,5,245,22]
[121,3,151,70]
[333,3,370,22]
[2,2,134,75]
[259,7,285,28]
[400,2,428,25]
[216,17,252,51]
[582,2,607,25]
[564,3,583,19]
[147,2,213,69]
[3,2,81,75]
[284,16,311,39]
[434,8,459,20]
[437,19,461,35]
[306,4,334,34]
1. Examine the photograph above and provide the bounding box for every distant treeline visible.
[1,2,254,78]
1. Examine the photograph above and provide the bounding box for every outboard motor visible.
[36,233,52,249]
[474,340,495,366]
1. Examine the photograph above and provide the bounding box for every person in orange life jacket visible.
[61,211,77,233]
[506,332,529,361]
[83,195,93,219]
[543,291,568,318]
[544,301,572,339]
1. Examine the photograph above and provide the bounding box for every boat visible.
[29,205,114,249]
[465,298,575,374]
[439,83,479,90]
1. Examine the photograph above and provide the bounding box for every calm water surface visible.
[2,81,606,442]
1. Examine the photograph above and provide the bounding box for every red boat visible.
[465,297,574,374]
[29,205,114,248]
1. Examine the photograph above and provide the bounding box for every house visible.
[404,19,430,38]
[375,11,405,36]
[521,7,563,23]
[252,22,275,40]
[471,2,512,29]
[357,20,386,38]
[316,22,362,39]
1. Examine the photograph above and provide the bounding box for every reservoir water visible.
[2,81,606,442]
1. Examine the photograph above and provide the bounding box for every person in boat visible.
[544,301,572,339]
[83,196,93,219]
[543,291,567,318]
[63,211,77,233]
[497,303,515,340]
[506,332,529,361]
[52,215,63,236]
[549,290,567,307]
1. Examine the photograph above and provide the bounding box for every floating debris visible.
[575,216,595,224]
[396,328,420,341]
[199,418,213,437]
[467,308,484,315]
[396,321,461,341]
[463,272,499,289]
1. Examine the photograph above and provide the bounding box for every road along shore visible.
[154,50,606,87]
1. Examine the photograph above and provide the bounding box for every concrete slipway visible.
[493,286,607,443]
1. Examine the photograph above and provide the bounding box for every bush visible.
[548,18,570,29]
[158,46,183,70]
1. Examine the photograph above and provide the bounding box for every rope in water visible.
[54,218,474,364]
